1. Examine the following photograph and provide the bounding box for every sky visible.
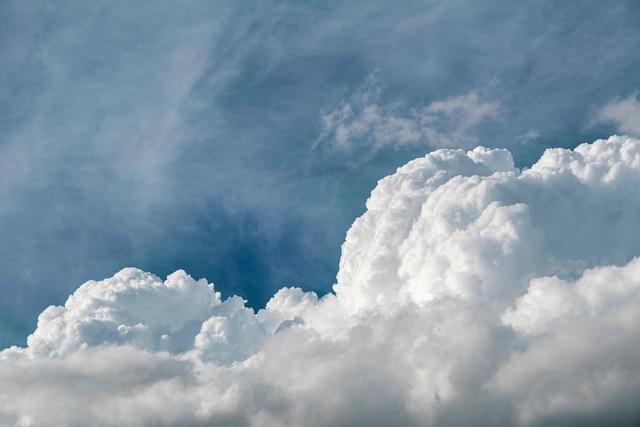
[2,0,639,348]
[2,2,640,425]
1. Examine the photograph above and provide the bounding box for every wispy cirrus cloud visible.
[317,76,501,153]
[594,92,640,136]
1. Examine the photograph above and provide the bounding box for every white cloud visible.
[3,136,640,426]
[519,129,541,144]
[595,92,640,135]
[317,77,501,153]
[495,258,640,424]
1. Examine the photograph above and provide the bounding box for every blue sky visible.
[1,0,639,348]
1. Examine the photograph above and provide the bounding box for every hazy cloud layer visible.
[2,136,640,426]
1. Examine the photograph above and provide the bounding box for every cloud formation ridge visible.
[3,136,640,426]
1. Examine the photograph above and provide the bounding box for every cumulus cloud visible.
[317,76,501,153]
[3,136,640,426]
[595,92,640,135]
[495,259,640,424]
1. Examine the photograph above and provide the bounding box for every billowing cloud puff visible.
[3,136,640,426]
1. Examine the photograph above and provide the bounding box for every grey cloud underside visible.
[3,136,640,426]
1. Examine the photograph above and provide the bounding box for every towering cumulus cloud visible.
[2,136,640,426]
